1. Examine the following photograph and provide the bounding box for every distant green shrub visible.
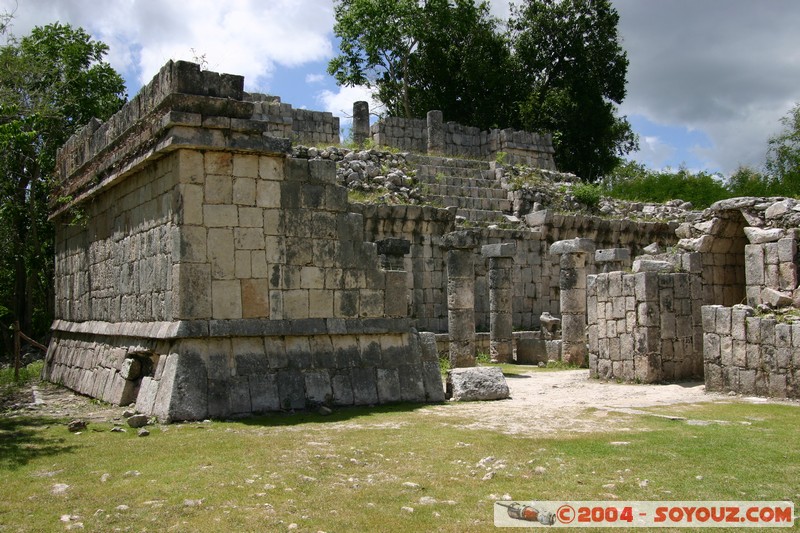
[571,183,603,209]
[603,161,732,209]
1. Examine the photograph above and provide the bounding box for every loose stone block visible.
[446,367,509,401]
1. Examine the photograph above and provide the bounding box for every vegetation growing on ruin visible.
[570,183,603,210]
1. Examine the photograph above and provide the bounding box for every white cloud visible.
[316,84,382,125]
[305,73,326,84]
[0,0,335,91]
[615,0,800,173]
[631,136,677,170]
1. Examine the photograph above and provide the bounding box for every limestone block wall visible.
[44,61,443,421]
[247,94,340,146]
[359,206,679,334]
[369,114,556,169]
[703,304,799,398]
[588,271,703,382]
[371,116,428,153]
[444,122,484,159]
[744,230,798,306]
[54,155,176,323]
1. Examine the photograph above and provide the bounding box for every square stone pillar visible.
[427,110,444,154]
[442,230,479,367]
[352,101,370,147]
[481,243,515,363]
[550,238,595,366]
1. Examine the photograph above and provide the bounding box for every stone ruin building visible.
[43,61,800,421]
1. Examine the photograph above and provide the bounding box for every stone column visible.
[353,101,370,147]
[595,248,630,273]
[442,231,478,367]
[427,110,444,154]
[481,243,515,363]
[550,238,595,366]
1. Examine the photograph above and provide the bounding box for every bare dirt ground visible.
[423,370,717,435]
[3,370,796,436]
[422,370,798,436]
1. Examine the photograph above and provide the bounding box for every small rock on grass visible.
[401,506,414,513]
[137,428,150,437]
[67,419,87,432]
[127,414,149,428]
[51,483,70,495]
[402,482,420,489]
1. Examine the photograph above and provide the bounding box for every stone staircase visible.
[409,155,513,224]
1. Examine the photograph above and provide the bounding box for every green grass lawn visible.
[1,393,798,532]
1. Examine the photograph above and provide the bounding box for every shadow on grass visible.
[237,401,435,428]
[0,415,76,470]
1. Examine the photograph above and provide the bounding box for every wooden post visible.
[13,320,20,381]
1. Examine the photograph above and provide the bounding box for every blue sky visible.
[3,0,799,176]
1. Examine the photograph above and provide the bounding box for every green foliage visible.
[765,103,800,197]
[510,0,637,181]
[571,183,603,209]
[329,0,636,177]
[475,351,492,364]
[603,160,731,209]
[725,166,778,197]
[723,104,800,199]
[0,360,43,387]
[329,0,512,129]
[0,22,126,353]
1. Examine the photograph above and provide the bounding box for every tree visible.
[766,103,800,197]
[0,22,126,350]
[328,0,421,118]
[404,0,515,129]
[510,0,637,181]
[328,0,513,128]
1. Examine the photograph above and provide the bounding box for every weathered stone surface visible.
[481,243,516,258]
[744,227,785,244]
[446,367,509,401]
[376,238,411,257]
[761,288,793,308]
[119,358,142,380]
[764,199,794,219]
[595,248,630,263]
[441,230,479,250]
[126,414,149,428]
[632,259,673,273]
[549,238,594,255]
